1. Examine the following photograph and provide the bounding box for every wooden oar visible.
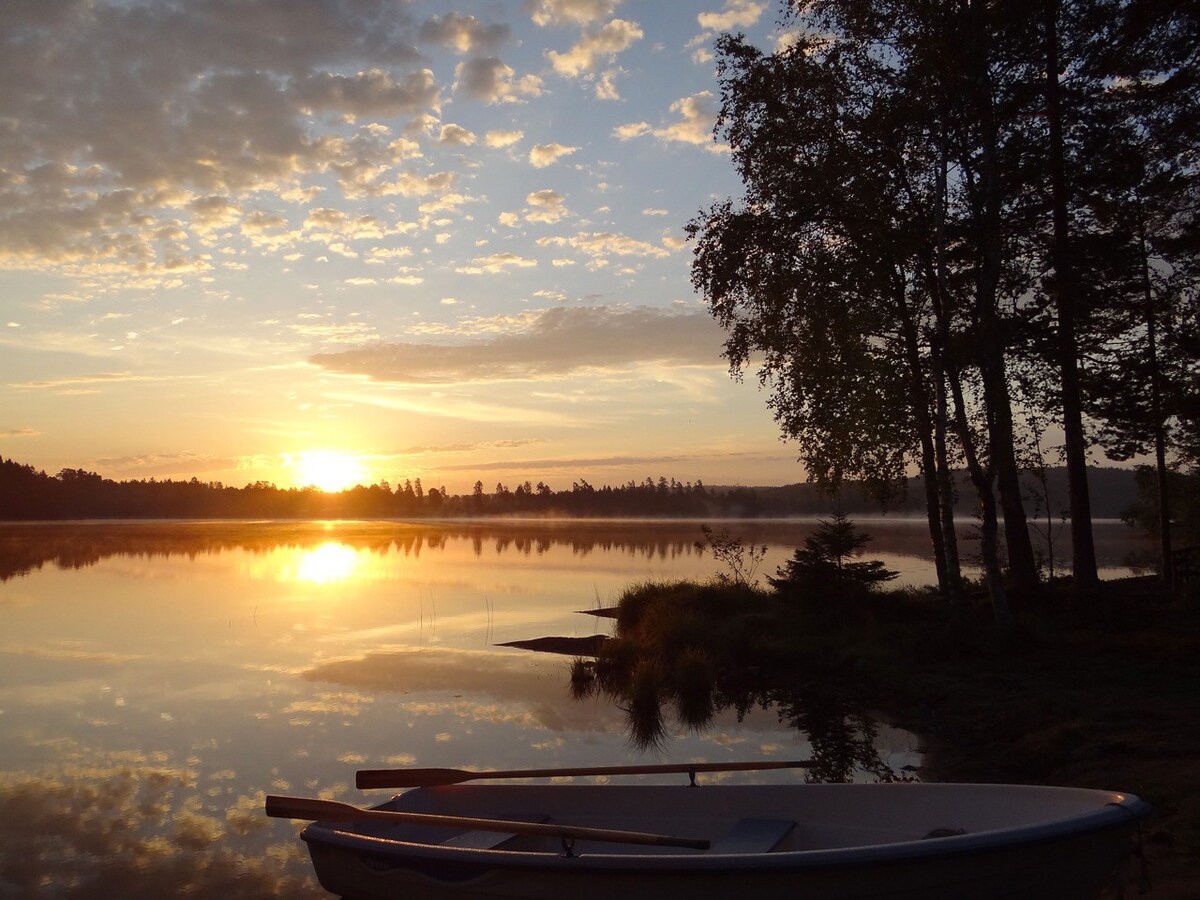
[265,795,710,850]
[356,759,812,790]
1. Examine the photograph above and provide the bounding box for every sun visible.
[292,451,369,493]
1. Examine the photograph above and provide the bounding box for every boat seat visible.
[709,818,795,854]
[440,814,549,850]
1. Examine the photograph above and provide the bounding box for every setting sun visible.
[291,451,369,493]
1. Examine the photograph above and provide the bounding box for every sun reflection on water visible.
[293,543,359,584]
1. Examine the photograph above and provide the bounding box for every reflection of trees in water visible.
[0,519,1143,583]
[0,521,719,581]
[573,662,895,784]
[568,582,900,783]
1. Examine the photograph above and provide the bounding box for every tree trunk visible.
[892,268,952,595]
[933,352,964,600]
[969,0,1040,594]
[927,248,1010,625]
[1045,0,1099,588]
[931,127,965,604]
[1138,201,1175,591]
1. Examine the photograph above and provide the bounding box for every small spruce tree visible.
[769,512,898,602]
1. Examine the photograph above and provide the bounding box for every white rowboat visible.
[270,768,1150,900]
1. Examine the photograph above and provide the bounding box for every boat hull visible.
[298,783,1149,900]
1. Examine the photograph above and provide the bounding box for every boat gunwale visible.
[300,790,1150,874]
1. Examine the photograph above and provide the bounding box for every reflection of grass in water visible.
[571,579,894,780]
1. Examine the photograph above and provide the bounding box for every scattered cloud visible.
[12,372,151,390]
[0,0,441,272]
[697,0,767,31]
[418,192,476,216]
[523,190,571,224]
[454,57,544,103]
[537,230,671,262]
[546,19,644,77]
[291,69,441,119]
[394,438,543,455]
[438,123,477,146]
[528,0,623,28]
[529,142,580,168]
[485,129,524,148]
[89,452,242,478]
[418,13,510,54]
[614,92,725,152]
[0,427,40,437]
[308,305,725,384]
[455,252,539,274]
[594,68,623,100]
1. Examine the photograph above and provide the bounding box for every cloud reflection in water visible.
[0,767,325,898]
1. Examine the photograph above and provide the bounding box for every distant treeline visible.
[0,456,1144,521]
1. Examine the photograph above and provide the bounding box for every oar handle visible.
[265,795,710,850]
[357,759,812,790]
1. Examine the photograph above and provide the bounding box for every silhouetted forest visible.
[0,455,1144,521]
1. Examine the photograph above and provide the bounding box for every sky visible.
[0,0,809,494]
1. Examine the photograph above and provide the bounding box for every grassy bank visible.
[581,576,1199,896]
[879,586,1200,898]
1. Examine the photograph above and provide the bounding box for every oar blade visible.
[357,767,469,789]
[267,795,353,821]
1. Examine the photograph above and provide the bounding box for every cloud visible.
[613,122,651,140]
[89,452,242,478]
[308,305,725,384]
[523,190,570,224]
[291,68,440,119]
[384,170,457,198]
[418,13,510,54]
[435,452,733,473]
[418,192,476,216]
[0,0,438,272]
[528,0,623,27]
[697,0,768,31]
[0,427,40,437]
[594,68,623,100]
[529,143,580,168]
[438,123,477,146]
[11,372,151,390]
[301,208,392,242]
[536,230,671,261]
[614,92,725,153]
[485,129,524,148]
[455,252,539,274]
[546,19,644,77]
[454,57,544,104]
[393,438,543,455]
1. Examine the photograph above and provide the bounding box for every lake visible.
[0,518,1146,897]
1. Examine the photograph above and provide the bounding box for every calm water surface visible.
[0,519,1144,897]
